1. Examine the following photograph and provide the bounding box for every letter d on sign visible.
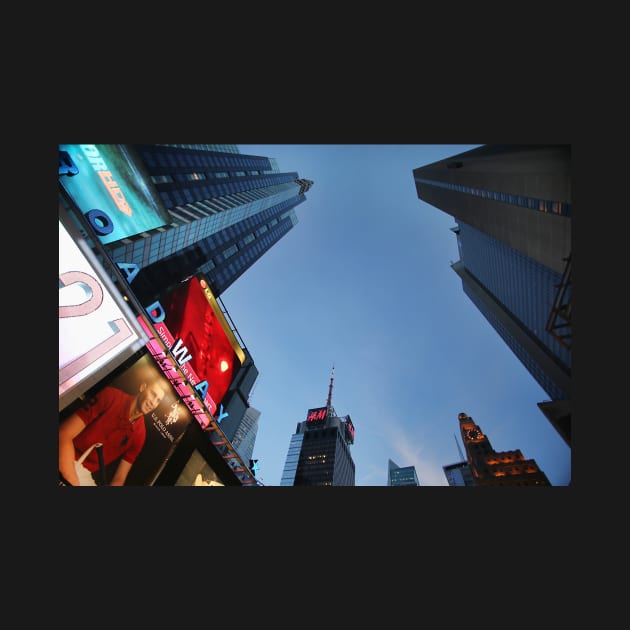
[146,301,166,323]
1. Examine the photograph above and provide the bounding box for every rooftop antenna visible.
[454,433,466,462]
[326,364,335,411]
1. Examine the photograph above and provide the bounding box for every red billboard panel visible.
[144,275,245,419]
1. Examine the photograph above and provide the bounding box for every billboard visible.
[306,407,327,423]
[59,144,171,245]
[175,449,225,487]
[59,209,147,411]
[143,274,245,419]
[59,352,194,486]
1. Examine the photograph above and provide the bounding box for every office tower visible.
[457,412,551,486]
[280,367,356,486]
[413,145,571,446]
[60,144,314,305]
[443,461,475,486]
[387,459,420,486]
[227,406,261,465]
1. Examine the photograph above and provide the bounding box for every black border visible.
[47,88,593,605]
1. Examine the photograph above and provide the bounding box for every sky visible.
[219,144,572,487]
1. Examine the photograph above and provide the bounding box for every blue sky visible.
[221,144,571,486]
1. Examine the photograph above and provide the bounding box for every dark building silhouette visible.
[413,145,571,446]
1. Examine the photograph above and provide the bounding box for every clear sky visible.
[221,144,572,487]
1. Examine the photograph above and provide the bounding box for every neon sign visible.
[138,317,217,429]
[306,407,327,422]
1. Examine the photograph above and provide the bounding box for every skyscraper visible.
[227,406,261,465]
[60,144,314,304]
[280,367,356,486]
[387,459,420,486]
[457,411,551,486]
[413,145,571,446]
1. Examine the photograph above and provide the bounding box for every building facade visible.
[387,459,420,486]
[227,406,261,465]
[280,368,356,486]
[61,143,314,304]
[442,461,475,486]
[457,412,551,486]
[413,145,571,446]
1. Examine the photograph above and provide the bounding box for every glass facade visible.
[230,407,260,465]
[387,459,420,486]
[280,433,304,486]
[443,461,475,486]
[413,145,571,412]
[101,144,313,301]
[455,221,570,400]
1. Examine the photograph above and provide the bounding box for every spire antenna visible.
[326,364,335,408]
[454,433,466,461]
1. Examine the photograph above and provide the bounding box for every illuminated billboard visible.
[59,352,194,486]
[344,416,355,444]
[59,144,171,245]
[59,209,147,411]
[306,407,327,423]
[143,274,245,419]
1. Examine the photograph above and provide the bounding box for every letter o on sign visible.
[85,208,114,236]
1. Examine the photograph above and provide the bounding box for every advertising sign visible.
[306,407,327,423]
[59,144,171,245]
[175,449,224,487]
[59,212,147,411]
[344,416,355,444]
[143,274,245,418]
[59,352,193,486]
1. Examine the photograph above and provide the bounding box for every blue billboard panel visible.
[59,144,171,245]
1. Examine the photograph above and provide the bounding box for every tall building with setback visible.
[387,459,420,486]
[413,145,571,446]
[61,143,314,304]
[280,367,356,486]
[457,412,551,486]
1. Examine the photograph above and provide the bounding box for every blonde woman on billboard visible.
[59,377,167,486]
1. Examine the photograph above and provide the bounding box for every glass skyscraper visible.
[413,145,571,446]
[100,143,314,303]
[387,459,420,486]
